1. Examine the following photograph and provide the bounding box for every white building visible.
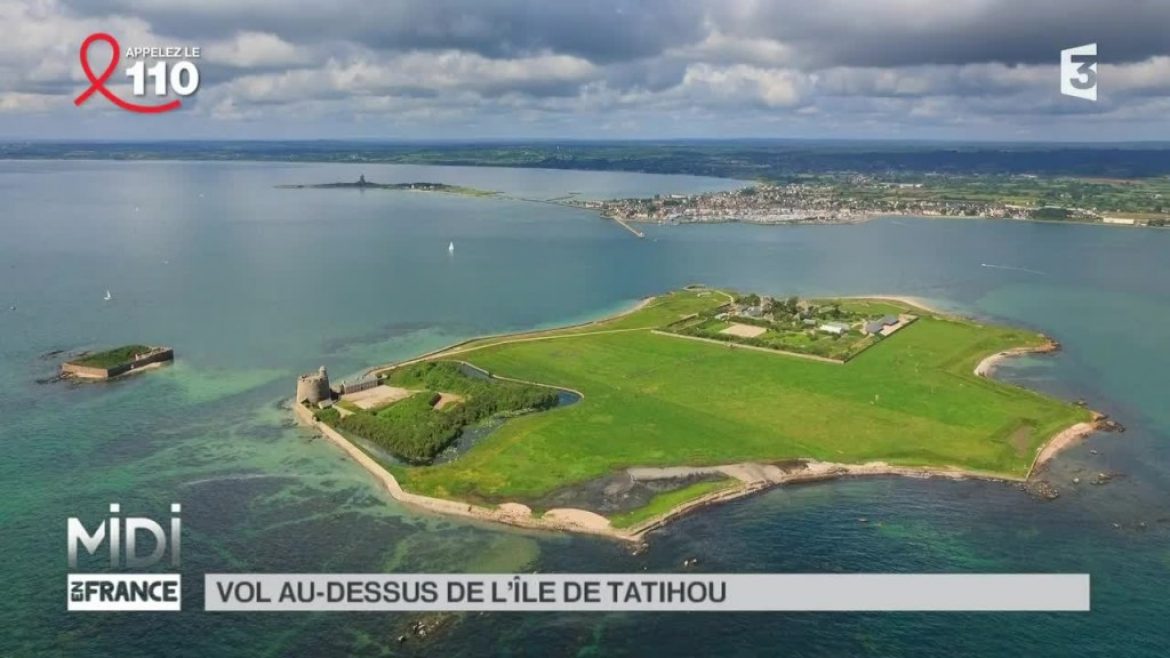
[819,322,850,335]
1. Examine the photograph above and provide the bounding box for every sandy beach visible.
[971,337,1106,478]
[839,294,949,316]
[294,403,623,539]
[1028,420,1102,477]
[973,325,1061,378]
[973,342,1059,377]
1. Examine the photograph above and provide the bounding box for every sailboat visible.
[103,290,112,302]
[448,241,455,254]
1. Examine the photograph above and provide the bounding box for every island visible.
[61,345,174,380]
[276,174,496,197]
[293,287,1105,542]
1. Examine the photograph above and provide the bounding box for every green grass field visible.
[395,289,1090,504]
[71,345,153,368]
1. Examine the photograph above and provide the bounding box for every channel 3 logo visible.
[1061,43,1097,101]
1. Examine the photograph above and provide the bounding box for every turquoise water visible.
[0,161,1167,656]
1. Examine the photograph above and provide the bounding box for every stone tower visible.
[296,365,331,405]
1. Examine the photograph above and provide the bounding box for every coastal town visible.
[274,173,1167,231]
[568,179,1139,226]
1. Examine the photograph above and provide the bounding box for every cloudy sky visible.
[2,0,1170,140]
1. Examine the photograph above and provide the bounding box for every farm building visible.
[819,321,851,335]
[336,374,380,396]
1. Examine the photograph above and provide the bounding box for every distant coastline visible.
[10,142,1170,232]
[276,176,496,198]
[567,183,1168,230]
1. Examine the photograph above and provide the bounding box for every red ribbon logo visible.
[74,33,181,114]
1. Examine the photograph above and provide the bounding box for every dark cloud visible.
[4,0,1170,140]
[57,0,1170,69]
[58,0,707,63]
[709,1,1170,67]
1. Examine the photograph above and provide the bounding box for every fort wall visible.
[61,347,174,379]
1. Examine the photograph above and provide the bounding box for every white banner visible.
[204,573,1089,612]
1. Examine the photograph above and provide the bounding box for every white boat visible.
[448,241,455,253]
[104,290,112,301]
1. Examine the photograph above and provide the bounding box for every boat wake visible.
[182,473,289,487]
[980,263,1048,275]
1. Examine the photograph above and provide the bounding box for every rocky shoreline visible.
[295,398,1104,543]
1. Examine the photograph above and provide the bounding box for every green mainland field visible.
[395,288,1090,503]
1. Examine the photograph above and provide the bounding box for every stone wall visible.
[61,347,174,379]
[60,362,114,379]
[337,376,378,395]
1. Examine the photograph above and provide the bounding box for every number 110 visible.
[126,61,200,97]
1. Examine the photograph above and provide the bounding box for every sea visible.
[0,160,1167,656]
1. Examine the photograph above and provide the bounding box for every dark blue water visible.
[0,161,1167,656]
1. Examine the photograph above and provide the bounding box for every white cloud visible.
[673,29,794,67]
[0,0,1168,139]
[680,64,809,108]
[0,0,157,89]
[203,31,306,68]
[0,91,57,112]
[1104,56,1170,95]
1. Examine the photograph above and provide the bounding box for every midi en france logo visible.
[66,503,182,612]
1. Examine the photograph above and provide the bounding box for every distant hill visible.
[7,140,1170,179]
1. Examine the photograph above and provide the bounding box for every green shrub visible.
[73,345,154,368]
[341,361,559,464]
[313,406,341,425]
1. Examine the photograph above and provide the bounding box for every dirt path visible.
[433,392,464,410]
